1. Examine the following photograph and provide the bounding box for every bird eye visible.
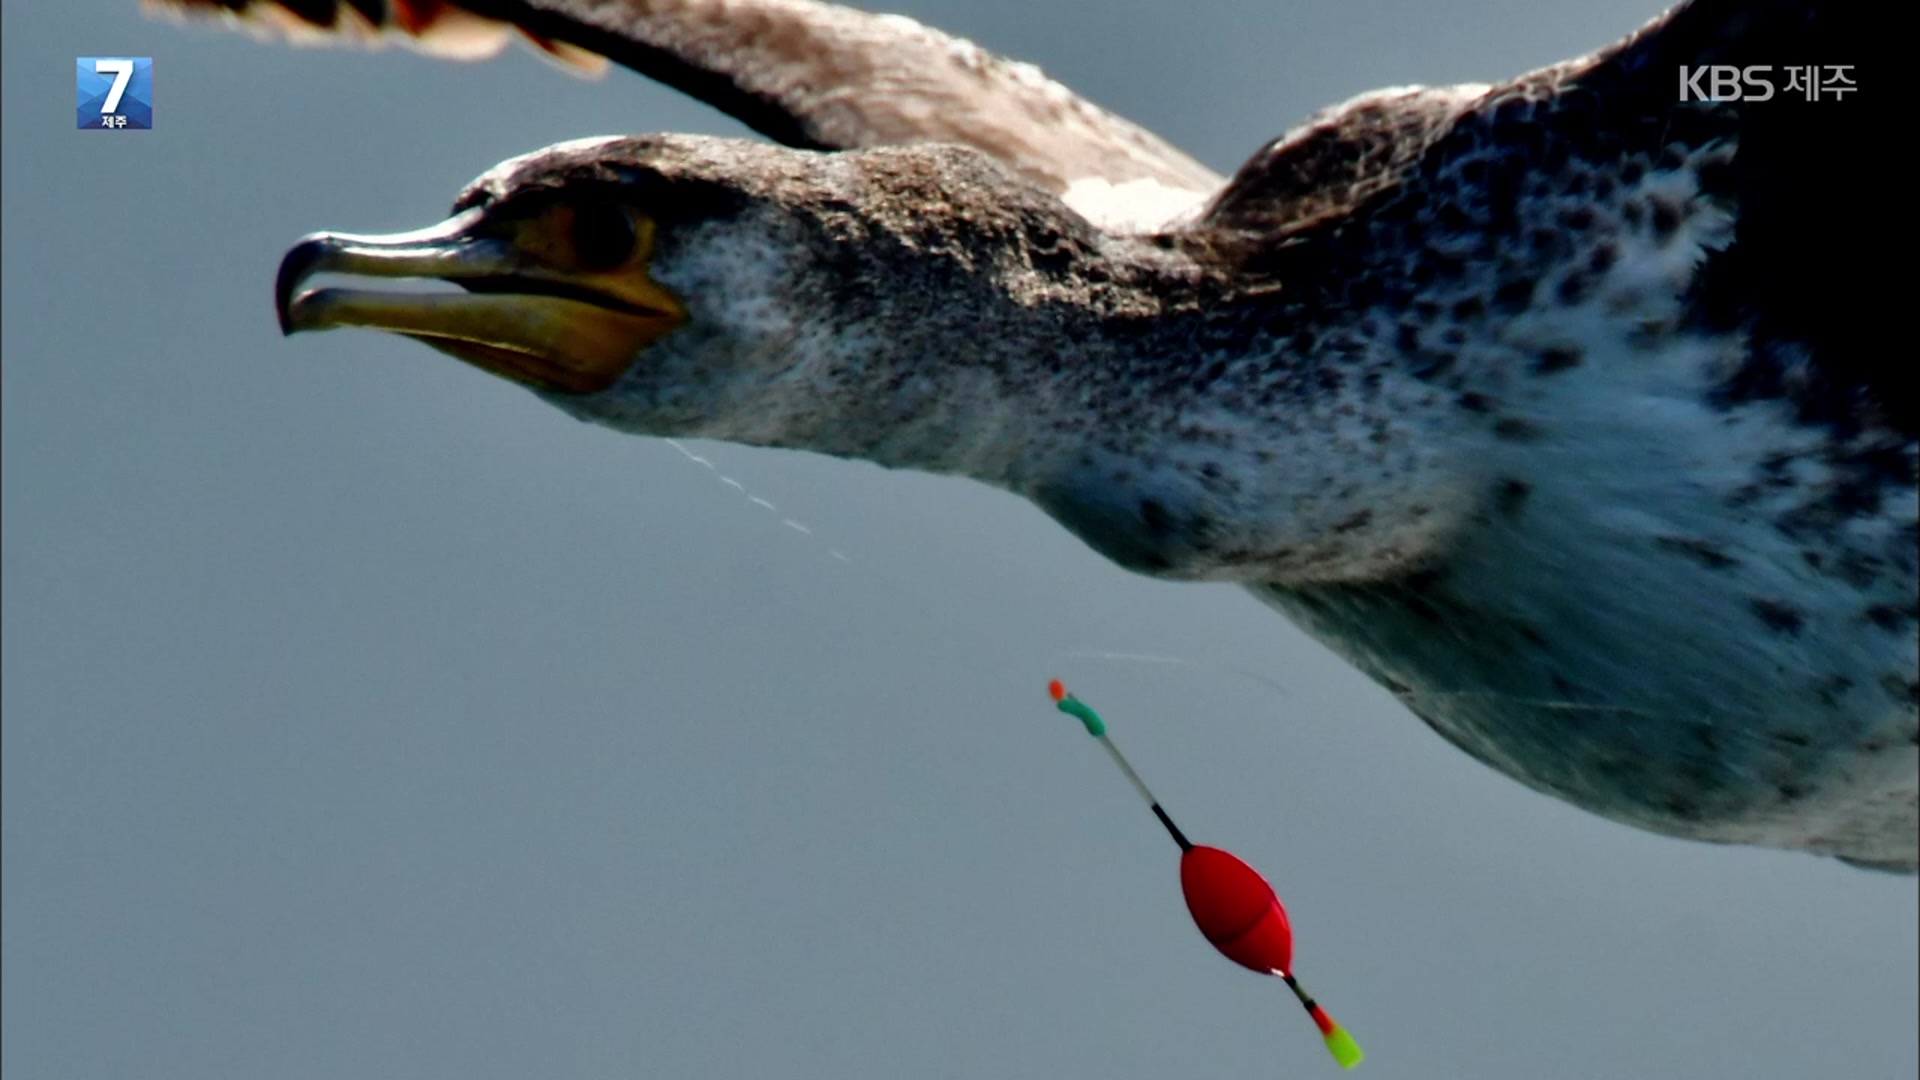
[570,201,639,271]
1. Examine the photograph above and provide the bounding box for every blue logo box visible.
[77,57,153,129]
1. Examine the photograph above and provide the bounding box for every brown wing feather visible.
[143,0,1220,200]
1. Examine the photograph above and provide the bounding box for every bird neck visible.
[602,143,1475,585]
[756,248,1194,486]
[714,225,1475,585]
[683,151,1216,487]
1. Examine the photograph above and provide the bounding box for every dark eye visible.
[571,201,638,271]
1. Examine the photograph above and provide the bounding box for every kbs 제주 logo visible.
[77,57,153,129]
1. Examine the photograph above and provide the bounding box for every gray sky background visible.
[4,2,1914,1078]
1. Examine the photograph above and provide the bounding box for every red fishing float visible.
[1048,679,1364,1069]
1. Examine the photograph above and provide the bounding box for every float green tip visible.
[1322,1024,1363,1069]
[1046,680,1107,737]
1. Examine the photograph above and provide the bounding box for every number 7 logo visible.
[77,57,153,130]
[95,59,135,113]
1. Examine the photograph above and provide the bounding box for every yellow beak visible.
[275,209,685,395]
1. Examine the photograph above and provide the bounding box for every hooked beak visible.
[275,209,685,395]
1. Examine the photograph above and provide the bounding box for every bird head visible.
[277,133,1038,443]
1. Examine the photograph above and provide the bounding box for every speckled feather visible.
[171,0,1915,867]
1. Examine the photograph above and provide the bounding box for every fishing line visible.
[1045,648,1296,705]
[662,438,852,564]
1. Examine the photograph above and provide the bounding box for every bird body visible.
[159,0,1915,868]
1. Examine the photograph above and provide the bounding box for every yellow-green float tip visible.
[1323,1024,1363,1069]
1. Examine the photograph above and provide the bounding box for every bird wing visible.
[143,0,1224,229]
[1198,0,1897,439]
